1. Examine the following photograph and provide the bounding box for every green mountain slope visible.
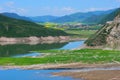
[1,12,33,22]
[51,9,115,24]
[0,15,67,37]
[98,8,120,24]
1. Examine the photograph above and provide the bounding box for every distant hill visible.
[1,13,58,23]
[1,12,33,22]
[51,12,96,23]
[30,15,58,22]
[98,8,120,24]
[50,9,115,24]
[0,14,67,37]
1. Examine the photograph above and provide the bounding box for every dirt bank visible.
[0,36,87,45]
[1,63,120,80]
[54,70,120,80]
[1,63,120,70]
[0,36,70,42]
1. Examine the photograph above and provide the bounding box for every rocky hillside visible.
[85,10,120,48]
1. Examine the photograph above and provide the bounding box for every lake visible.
[0,69,75,80]
[0,40,85,57]
[0,40,85,80]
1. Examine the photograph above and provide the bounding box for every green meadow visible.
[0,49,120,65]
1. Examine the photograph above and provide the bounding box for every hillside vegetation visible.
[99,8,120,24]
[0,15,67,37]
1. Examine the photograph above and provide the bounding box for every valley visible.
[0,2,120,80]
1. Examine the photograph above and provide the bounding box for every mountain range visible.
[30,15,58,22]
[51,9,115,24]
[0,8,119,24]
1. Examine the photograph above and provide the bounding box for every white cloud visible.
[1,1,27,15]
[37,7,79,16]
[5,1,15,8]
[62,7,76,12]
[9,8,27,15]
[85,8,112,12]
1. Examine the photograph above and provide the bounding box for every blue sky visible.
[0,0,120,16]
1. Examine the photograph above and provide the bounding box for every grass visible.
[65,30,97,38]
[0,49,120,65]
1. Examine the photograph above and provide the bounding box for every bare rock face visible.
[85,13,120,49]
[106,14,120,48]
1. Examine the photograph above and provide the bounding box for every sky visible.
[0,0,120,16]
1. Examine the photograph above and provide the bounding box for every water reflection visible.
[0,42,68,57]
[0,40,85,57]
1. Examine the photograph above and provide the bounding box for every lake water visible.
[0,67,120,80]
[0,40,84,80]
[0,40,85,57]
[0,69,74,80]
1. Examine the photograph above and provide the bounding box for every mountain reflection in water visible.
[0,42,68,57]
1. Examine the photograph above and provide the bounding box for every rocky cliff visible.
[85,11,120,49]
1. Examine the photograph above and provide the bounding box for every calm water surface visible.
[0,40,84,80]
[0,40,85,57]
[60,40,85,50]
[0,69,74,80]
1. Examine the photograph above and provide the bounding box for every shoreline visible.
[1,63,120,80]
[0,36,70,42]
[53,70,120,80]
[1,62,120,70]
[0,36,87,45]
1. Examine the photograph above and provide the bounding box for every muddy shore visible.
[1,63,120,80]
[1,63,120,70]
[0,36,86,45]
[0,36,70,42]
[54,70,120,80]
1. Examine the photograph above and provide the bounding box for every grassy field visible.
[65,30,97,38]
[0,49,120,65]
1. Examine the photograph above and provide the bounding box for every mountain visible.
[30,15,58,22]
[0,14,67,37]
[98,8,120,24]
[1,13,58,22]
[51,9,115,24]
[1,8,117,24]
[85,9,120,48]
[1,12,33,22]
